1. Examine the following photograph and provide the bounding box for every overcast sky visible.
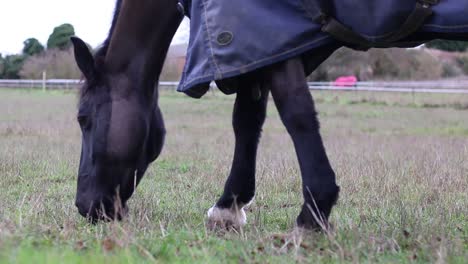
[0,0,189,55]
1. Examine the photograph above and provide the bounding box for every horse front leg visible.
[267,58,340,230]
[207,76,269,229]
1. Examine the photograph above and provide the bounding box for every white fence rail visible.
[1,79,468,94]
[0,80,183,90]
[308,81,468,94]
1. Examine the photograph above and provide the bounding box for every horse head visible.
[71,0,182,222]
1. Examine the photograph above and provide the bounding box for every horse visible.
[71,0,468,229]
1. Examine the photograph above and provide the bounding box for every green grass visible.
[0,88,467,263]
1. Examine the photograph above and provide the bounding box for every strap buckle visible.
[177,1,185,16]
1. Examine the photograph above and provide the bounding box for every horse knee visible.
[233,96,267,130]
[233,113,265,135]
[281,110,320,134]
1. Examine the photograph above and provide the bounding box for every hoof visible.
[296,215,331,232]
[206,206,247,231]
[297,185,340,231]
[296,207,326,231]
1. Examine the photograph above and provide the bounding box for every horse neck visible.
[104,0,182,94]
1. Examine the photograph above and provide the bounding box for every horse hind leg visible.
[267,57,340,230]
[207,75,269,230]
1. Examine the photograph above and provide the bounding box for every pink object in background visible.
[334,76,358,87]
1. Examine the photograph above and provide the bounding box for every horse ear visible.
[71,37,96,80]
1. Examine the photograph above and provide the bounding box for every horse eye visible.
[77,115,91,129]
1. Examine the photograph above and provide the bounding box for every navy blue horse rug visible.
[177,0,468,98]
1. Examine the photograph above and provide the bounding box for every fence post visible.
[42,71,47,91]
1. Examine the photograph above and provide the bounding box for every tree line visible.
[0,23,467,80]
[0,23,79,79]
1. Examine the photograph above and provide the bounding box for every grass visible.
[0,88,467,263]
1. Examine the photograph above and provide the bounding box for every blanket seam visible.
[201,0,222,77]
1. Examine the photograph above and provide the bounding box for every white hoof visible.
[207,205,247,229]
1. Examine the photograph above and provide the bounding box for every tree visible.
[426,40,468,52]
[23,38,45,56]
[20,47,81,79]
[2,55,26,79]
[47,23,75,50]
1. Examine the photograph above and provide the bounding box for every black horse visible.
[72,0,468,229]
[72,0,181,222]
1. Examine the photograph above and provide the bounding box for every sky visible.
[0,0,190,55]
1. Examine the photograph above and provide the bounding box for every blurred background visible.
[1,23,468,82]
[0,0,467,83]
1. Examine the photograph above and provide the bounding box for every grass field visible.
[0,88,467,263]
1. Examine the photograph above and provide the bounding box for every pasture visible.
[0,88,466,263]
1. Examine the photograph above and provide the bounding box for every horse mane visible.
[79,0,123,101]
[95,0,123,61]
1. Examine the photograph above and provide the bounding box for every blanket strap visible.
[318,0,438,50]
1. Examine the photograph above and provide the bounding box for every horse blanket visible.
[177,0,468,98]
